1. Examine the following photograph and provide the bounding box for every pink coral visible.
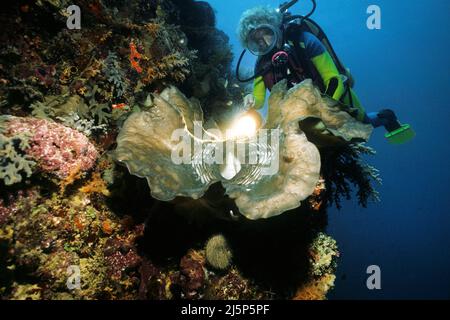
[6,117,98,178]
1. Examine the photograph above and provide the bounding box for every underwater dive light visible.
[227,109,263,140]
[228,116,257,139]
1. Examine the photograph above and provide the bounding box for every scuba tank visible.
[285,9,355,88]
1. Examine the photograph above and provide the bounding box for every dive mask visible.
[247,24,281,56]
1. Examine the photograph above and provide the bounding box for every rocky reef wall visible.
[0,1,380,300]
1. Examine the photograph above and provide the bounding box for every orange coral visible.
[309,179,326,211]
[102,219,113,234]
[79,172,110,196]
[112,103,128,110]
[293,274,336,300]
[74,216,85,231]
[129,42,143,74]
[59,165,83,194]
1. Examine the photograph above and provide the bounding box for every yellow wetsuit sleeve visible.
[253,76,266,109]
[311,51,346,101]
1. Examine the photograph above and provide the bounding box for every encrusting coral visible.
[79,172,111,197]
[293,274,336,300]
[3,116,98,179]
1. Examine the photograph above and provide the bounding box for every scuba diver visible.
[236,0,415,144]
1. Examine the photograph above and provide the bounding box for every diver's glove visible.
[242,94,263,129]
[378,109,401,132]
[243,94,256,109]
[367,109,415,144]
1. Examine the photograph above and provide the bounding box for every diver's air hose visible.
[236,49,257,82]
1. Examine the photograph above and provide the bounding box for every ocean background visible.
[207,0,450,299]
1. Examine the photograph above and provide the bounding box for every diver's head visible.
[237,6,283,56]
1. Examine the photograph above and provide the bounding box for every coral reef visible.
[0,0,209,133]
[179,250,206,299]
[309,233,340,278]
[143,52,191,84]
[294,233,339,300]
[57,112,107,137]
[0,0,381,301]
[0,0,274,301]
[0,187,144,299]
[79,172,111,197]
[3,117,98,179]
[103,51,128,98]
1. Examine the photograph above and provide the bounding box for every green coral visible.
[86,206,97,219]
[57,112,107,137]
[30,100,55,120]
[205,234,232,270]
[88,86,112,126]
[31,95,90,120]
[103,51,128,98]
[78,250,110,298]
[90,103,111,126]
[0,128,36,186]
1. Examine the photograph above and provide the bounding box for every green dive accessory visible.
[385,124,415,145]
[378,109,415,145]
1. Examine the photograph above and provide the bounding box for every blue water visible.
[207,0,450,299]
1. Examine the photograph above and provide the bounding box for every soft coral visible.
[129,42,143,74]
